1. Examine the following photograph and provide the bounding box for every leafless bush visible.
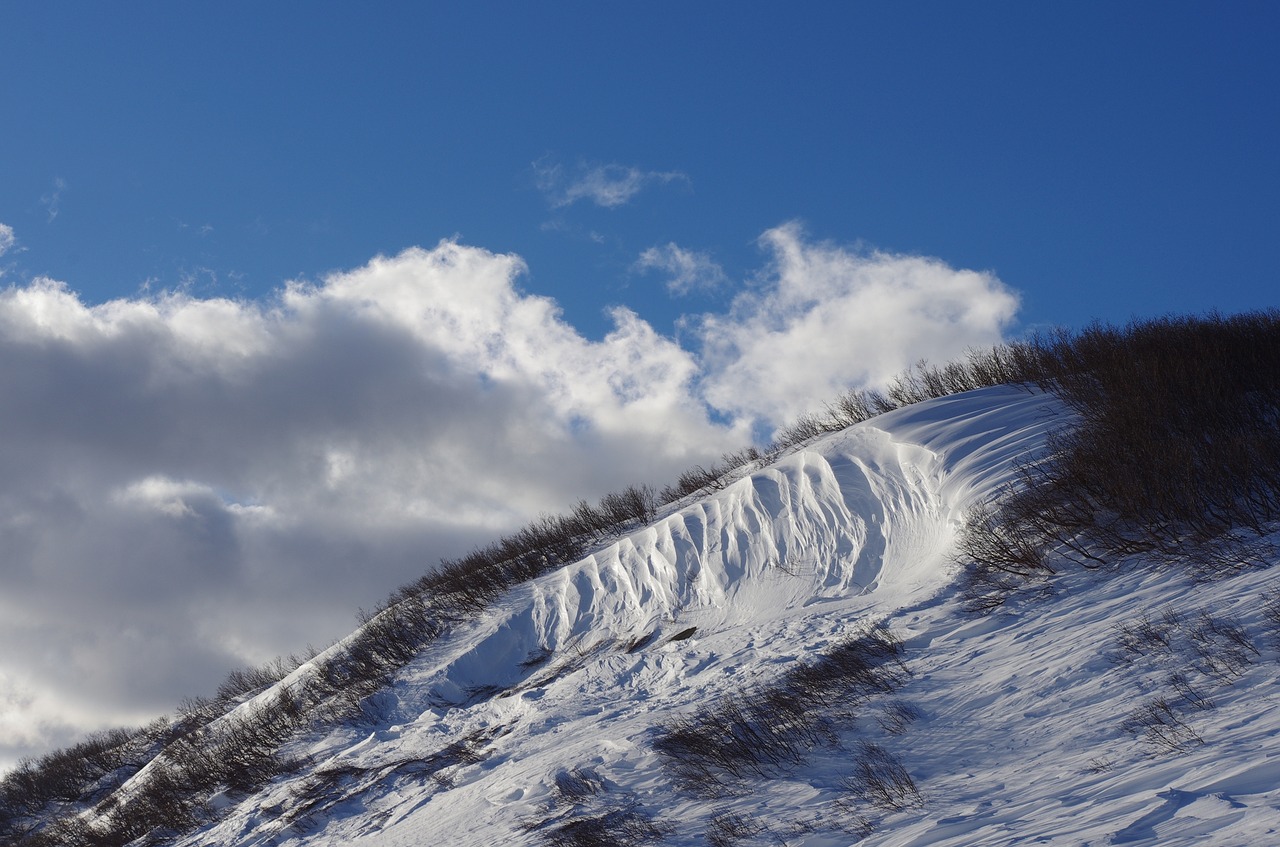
[0,724,156,842]
[1108,613,1178,666]
[1104,603,1267,754]
[553,767,605,805]
[539,803,673,847]
[1120,697,1204,754]
[1166,672,1215,712]
[598,485,658,528]
[772,412,827,451]
[823,389,879,428]
[958,312,1280,609]
[720,446,764,472]
[661,463,728,502]
[1261,590,1280,653]
[653,695,812,793]
[1084,756,1114,774]
[653,626,907,795]
[706,810,771,847]
[956,500,1055,611]
[840,742,922,812]
[1187,612,1258,683]
[876,699,923,735]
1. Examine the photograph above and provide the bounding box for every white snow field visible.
[169,385,1280,847]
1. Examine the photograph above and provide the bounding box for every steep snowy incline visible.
[173,385,1065,846]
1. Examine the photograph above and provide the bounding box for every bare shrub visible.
[876,699,923,735]
[1262,590,1280,651]
[958,312,1280,609]
[1108,613,1178,666]
[772,412,827,451]
[0,724,156,842]
[824,389,878,428]
[706,810,770,847]
[840,742,922,812]
[1166,672,1215,712]
[539,803,673,847]
[661,463,728,502]
[1187,612,1258,683]
[1120,698,1204,754]
[598,485,658,529]
[956,500,1053,611]
[1084,756,1114,774]
[553,767,605,805]
[653,626,907,795]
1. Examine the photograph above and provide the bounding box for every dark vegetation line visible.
[5,310,1278,846]
[959,311,1280,610]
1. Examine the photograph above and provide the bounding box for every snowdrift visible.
[163,385,1069,845]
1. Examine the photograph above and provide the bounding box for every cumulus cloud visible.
[634,243,727,295]
[0,228,1020,768]
[0,242,740,766]
[693,223,1021,429]
[534,158,687,208]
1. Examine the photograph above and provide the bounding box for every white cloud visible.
[634,243,728,296]
[693,222,1021,429]
[0,229,1020,768]
[0,223,14,257]
[0,239,743,767]
[534,158,687,209]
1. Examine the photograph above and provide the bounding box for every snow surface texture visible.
[170,386,1280,846]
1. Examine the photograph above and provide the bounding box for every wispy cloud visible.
[533,158,687,209]
[634,243,728,296]
[41,177,66,222]
[177,220,215,237]
[0,223,14,258]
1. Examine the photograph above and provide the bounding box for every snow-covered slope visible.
[171,385,1280,847]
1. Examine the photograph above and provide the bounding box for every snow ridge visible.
[162,386,1059,845]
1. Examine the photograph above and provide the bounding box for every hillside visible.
[120,388,1280,844]
[6,315,1280,846]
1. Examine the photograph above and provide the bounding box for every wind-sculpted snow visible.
[169,385,1280,847]
[393,387,1058,715]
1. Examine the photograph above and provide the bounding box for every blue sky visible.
[1,2,1277,768]
[4,2,1276,337]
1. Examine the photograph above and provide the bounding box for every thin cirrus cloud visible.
[0,224,1020,768]
[533,158,688,209]
[633,243,728,296]
[40,178,66,223]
